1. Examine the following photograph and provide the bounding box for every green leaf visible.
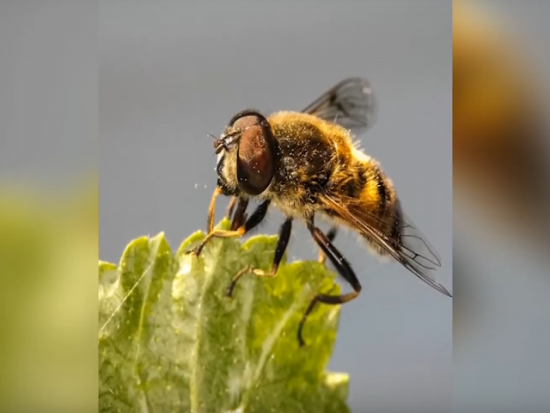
[99,219,350,413]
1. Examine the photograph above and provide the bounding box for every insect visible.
[186,77,452,346]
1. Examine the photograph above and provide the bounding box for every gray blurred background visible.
[99,1,452,412]
[453,1,550,412]
[0,0,96,186]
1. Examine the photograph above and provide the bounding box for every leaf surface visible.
[99,219,350,413]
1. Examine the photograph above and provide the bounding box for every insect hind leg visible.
[299,219,361,347]
[318,226,338,265]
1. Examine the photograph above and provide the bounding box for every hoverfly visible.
[187,77,451,346]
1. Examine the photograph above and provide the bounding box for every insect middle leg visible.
[318,226,338,265]
[186,199,270,257]
[298,218,362,347]
[229,197,249,231]
[225,196,238,222]
[226,218,293,298]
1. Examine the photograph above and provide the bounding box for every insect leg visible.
[298,219,362,347]
[186,199,270,257]
[226,218,293,298]
[206,187,222,233]
[318,226,338,265]
[226,196,238,221]
[230,198,249,231]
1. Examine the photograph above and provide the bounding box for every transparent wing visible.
[301,77,378,137]
[320,194,451,297]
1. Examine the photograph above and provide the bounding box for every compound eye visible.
[235,116,275,195]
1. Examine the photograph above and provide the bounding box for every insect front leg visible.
[186,199,270,257]
[298,218,362,347]
[206,187,222,233]
[226,218,293,297]
[318,226,338,265]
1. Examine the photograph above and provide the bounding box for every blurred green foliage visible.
[0,181,98,412]
[99,219,350,413]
